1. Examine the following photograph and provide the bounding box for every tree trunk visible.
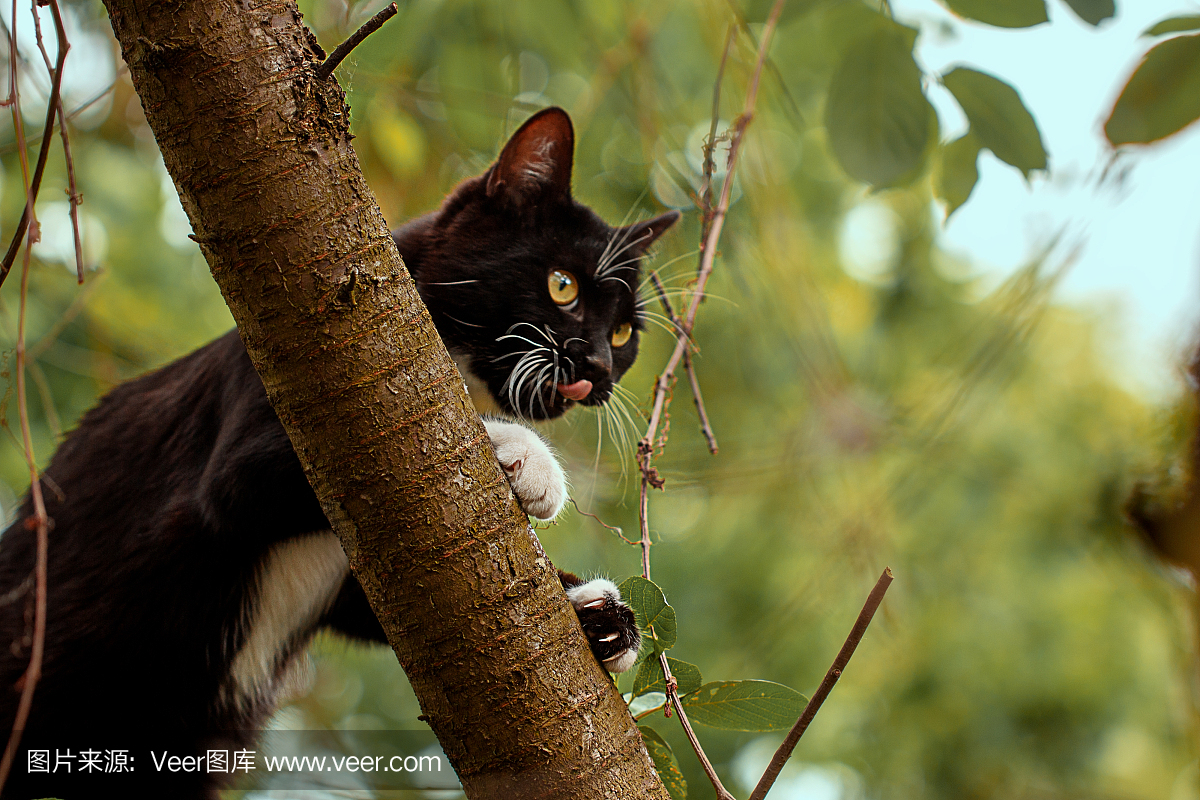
[99,1,667,797]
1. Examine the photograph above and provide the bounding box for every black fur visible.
[0,108,675,799]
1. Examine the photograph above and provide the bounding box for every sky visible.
[887,0,1200,398]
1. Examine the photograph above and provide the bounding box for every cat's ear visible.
[486,107,575,205]
[618,210,682,253]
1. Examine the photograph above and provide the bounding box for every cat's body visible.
[0,108,676,799]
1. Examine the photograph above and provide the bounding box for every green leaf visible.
[1142,16,1200,37]
[1061,0,1114,26]
[617,577,678,653]
[639,727,687,800]
[942,68,1048,178]
[825,20,934,188]
[939,0,1049,28]
[632,657,704,698]
[1105,33,1200,145]
[936,132,982,219]
[681,680,807,731]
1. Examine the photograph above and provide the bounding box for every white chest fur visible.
[228,532,349,707]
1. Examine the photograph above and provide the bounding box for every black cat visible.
[0,107,678,799]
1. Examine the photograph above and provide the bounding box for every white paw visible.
[566,578,641,673]
[483,418,567,521]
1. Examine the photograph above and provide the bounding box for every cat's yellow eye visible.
[611,322,633,348]
[548,270,579,306]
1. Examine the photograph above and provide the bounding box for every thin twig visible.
[0,5,66,788]
[748,568,894,800]
[699,25,735,227]
[661,653,736,800]
[651,272,717,453]
[639,474,652,579]
[0,75,121,157]
[567,497,638,545]
[31,0,83,281]
[633,6,785,800]
[0,205,52,798]
[3,0,16,107]
[638,0,782,466]
[684,356,717,454]
[314,2,398,80]
[0,0,69,290]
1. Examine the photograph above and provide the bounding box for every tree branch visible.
[650,271,717,453]
[314,2,397,80]
[748,568,894,800]
[31,0,83,281]
[633,5,784,798]
[0,0,68,290]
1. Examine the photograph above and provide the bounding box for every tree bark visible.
[99,1,667,797]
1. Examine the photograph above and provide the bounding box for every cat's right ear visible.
[486,107,575,206]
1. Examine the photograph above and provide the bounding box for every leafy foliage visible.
[941,67,1048,179]
[1061,0,1115,26]
[938,0,1049,28]
[1105,33,1200,145]
[825,18,933,188]
[681,681,808,731]
[1142,15,1200,37]
[936,131,982,217]
[619,576,678,654]
[632,657,703,699]
[640,726,688,800]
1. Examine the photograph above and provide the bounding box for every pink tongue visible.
[557,380,593,401]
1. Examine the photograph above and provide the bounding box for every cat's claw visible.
[483,418,567,521]
[565,578,641,673]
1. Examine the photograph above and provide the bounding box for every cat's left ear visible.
[486,107,575,205]
[618,210,682,253]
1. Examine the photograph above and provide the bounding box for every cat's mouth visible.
[556,379,593,402]
[497,377,609,420]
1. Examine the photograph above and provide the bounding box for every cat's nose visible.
[587,349,612,377]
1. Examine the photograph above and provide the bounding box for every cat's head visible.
[408,107,680,421]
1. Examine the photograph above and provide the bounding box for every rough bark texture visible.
[99,1,667,797]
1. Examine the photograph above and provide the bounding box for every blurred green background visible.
[1,0,1197,798]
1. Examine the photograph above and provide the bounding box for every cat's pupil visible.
[548,269,579,306]
[612,322,632,348]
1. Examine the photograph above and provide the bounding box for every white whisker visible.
[441,311,485,329]
[505,322,556,346]
[497,334,551,349]
[597,229,653,278]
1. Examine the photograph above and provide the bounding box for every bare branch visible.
[748,568,894,800]
[650,272,717,454]
[639,0,783,466]
[0,76,121,157]
[0,213,52,797]
[568,497,638,545]
[0,0,70,290]
[699,25,735,223]
[314,2,398,80]
[661,653,736,800]
[0,4,69,787]
[31,0,83,281]
[633,5,785,798]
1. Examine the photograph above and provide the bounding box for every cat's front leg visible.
[482,418,567,521]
